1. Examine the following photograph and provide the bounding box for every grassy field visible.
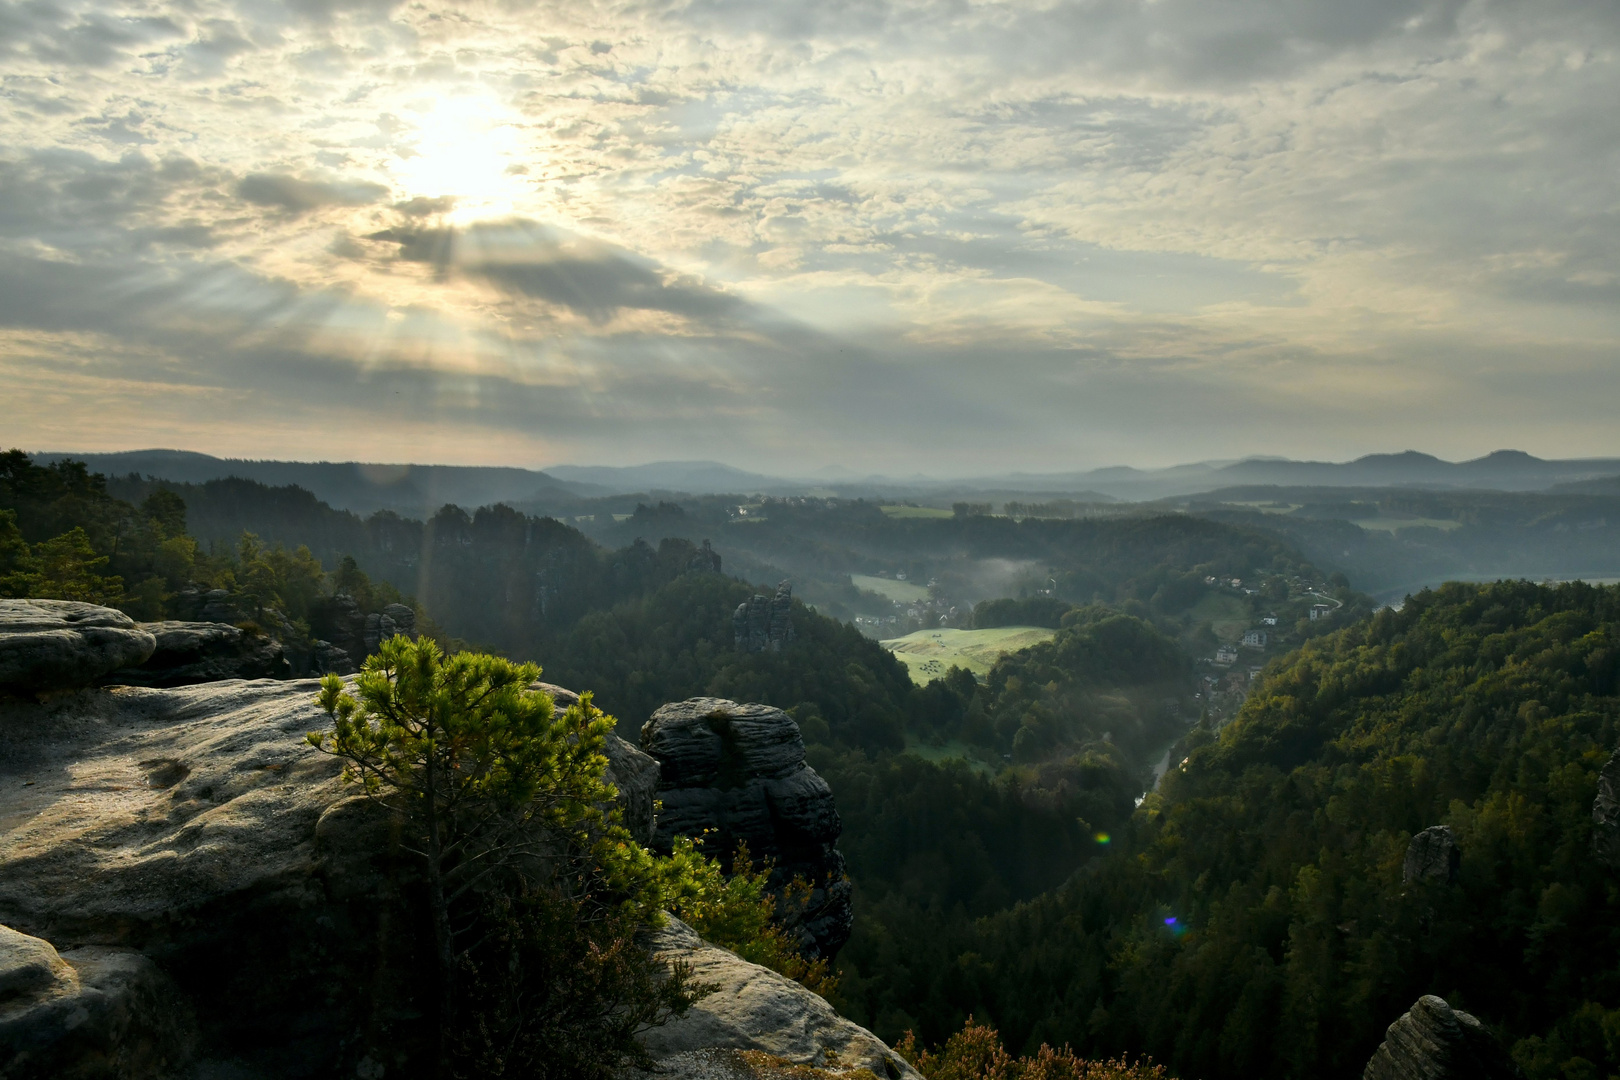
[881,625,1056,682]
[1352,516,1462,533]
[879,504,953,519]
[852,574,931,603]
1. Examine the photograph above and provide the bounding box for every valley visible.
[7,445,1620,1080]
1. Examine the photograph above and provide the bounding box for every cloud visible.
[0,0,1616,471]
[237,173,390,212]
[0,2,183,67]
[366,221,746,324]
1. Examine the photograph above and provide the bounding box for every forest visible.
[8,448,1620,1080]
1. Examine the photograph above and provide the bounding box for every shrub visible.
[896,1018,1170,1080]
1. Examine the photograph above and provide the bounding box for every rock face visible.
[733,582,795,653]
[110,621,290,687]
[641,698,853,960]
[0,925,191,1079]
[1363,995,1520,1080]
[1403,825,1461,884]
[639,917,918,1080]
[0,599,157,693]
[363,603,417,654]
[1593,747,1620,867]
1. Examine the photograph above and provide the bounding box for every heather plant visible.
[896,1018,1170,1080]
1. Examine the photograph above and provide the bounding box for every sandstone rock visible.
[1403,825,1460,885]
[310,639,355,675]
[639,917,918,1080]
[641,699,852,959]
[689,540,722,575]
[0,599,157,693]
[311,592,367,666]
[1363,994,1520,1080]
[733,582,794,653]
[111,620,290,687]
[0,676,664,1074]
[362,604,417,654]
[0,925,191,1080]
[1593,747,1620,867]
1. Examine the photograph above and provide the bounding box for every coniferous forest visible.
[6,449,1620,1080]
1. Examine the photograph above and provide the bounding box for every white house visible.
[1242,629,1268,649]
[1215,644,1239,665]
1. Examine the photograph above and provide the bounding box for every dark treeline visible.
[105,473,724,654]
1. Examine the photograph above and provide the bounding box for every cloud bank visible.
[0,0,1615,471]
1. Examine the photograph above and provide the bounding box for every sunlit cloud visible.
[0,0,1615,470]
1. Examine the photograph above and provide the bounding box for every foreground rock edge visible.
[0,617,915,1077]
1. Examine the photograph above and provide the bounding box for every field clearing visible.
[1352,516,1462,533]
[882,625,1055,682]
[852,574,931,603]
[879,505,953,519]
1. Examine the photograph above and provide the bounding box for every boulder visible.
[0,599,156,693]
[641,699,852,959]
[1403,825,1460,885]
[0,925,191,1080]
[1593,747,1620,867]
[110,620,290,687]
[639,917,918,1080]
[1363,994,1520,1080]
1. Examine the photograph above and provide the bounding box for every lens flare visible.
[1094,832,1111,844]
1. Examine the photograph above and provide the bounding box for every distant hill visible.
[963,449,1620,500]
[31,449,597,516]
[543,460,801,496]
[33,447,1620,508]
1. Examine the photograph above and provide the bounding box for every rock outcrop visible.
[0,599,157,693]
[734,582,795,653]
[638,917,917,1079]
[110,620,290,687]
[641,698,853,960]
[1363,995,1520,1080]
[0,669,658,1075]
[0,925,191,1079]
[1593,747,1620,867]
[1403,825,1461,884]
[0,602,899,1077]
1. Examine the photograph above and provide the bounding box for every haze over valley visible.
[5,0,1620,1078]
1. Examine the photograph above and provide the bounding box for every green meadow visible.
[881,625,1056,682]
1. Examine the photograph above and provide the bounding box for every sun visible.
[391,94,531,218]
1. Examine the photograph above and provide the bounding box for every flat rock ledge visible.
[0,671,891,1077]
[638,917,918,1080]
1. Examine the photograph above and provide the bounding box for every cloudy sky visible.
[1,0,1617,474]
